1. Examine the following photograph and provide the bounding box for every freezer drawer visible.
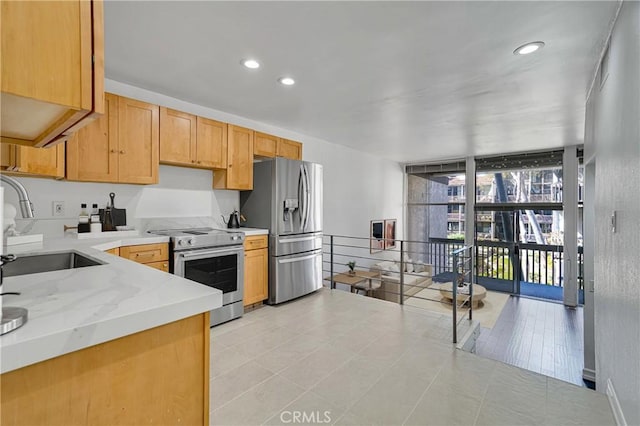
[271,232,323,257]
[269,249,322,304]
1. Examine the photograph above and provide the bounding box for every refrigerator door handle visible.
[278,252,320,264]
[304,164,311,231]
[299,164,308,232]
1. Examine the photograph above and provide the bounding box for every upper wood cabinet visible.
[67,94,159,184]
[0,144,65,179]
[213,125,253,190]
[196,117,227,169]
[278,139,303,160]
[118,97,159,184]
[67,93,118,182]
[0,145,12,169]
[160,110,227,169]
[254,133,303,160]
[160,108,195,166]
[1,0,104,148]
[254,132,278,158]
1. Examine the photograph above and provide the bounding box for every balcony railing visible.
[428,238,584,289]
[323,235,475,344]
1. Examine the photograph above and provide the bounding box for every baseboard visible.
[606,378,627,426]
[582,368,596,382]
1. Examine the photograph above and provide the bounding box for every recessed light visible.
[278,77,295,86]
[242,59,260,69]
[513,41,545,55]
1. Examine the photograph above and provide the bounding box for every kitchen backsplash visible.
[4,165,239,239]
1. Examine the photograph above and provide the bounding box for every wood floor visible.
[475,295,586,387]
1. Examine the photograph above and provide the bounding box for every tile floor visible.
[209,288,613,425]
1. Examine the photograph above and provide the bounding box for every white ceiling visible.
[104,1,618,163]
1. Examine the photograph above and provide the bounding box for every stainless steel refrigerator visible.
[240,158,323,304]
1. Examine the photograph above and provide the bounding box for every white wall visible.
[585,1,640,423]
[105,79,404,240]
[5,165,238,238]
[582,161,596,382]
[4,79,404,243]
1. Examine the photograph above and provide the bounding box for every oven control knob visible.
[178,239,185,246]
[187,238,194,246]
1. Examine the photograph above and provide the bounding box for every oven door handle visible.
[179,246,243,260]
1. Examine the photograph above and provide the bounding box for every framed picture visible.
[370,220,384,253]
[384,219,397,250]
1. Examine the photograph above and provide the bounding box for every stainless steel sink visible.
[2,251,104,277]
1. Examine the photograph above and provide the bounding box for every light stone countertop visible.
[0,233,222,374]
[239,227,269,236]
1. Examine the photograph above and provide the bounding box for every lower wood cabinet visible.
[0,313,210,426]
[0,143,64,178]
[119,243,169,270]
[244,235,268,306]
[146,260,170,272]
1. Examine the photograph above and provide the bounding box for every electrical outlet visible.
[53,201,65,217]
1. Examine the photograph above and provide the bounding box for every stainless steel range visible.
[147,227,245,327]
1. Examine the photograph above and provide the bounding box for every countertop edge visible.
[240,228,269,236]
[0,233,222,374]
[1,291,221,374]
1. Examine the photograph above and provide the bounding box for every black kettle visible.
[222,210,241,229]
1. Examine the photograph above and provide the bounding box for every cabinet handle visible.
[135,252,156,259]
[119,150,125,154]
[197,161,202,164]
[110,149,116,153]
[191,160,196,163]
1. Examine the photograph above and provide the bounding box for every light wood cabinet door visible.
[13,144,65,178]
[160,107,196,166]
[0,313,209,426]
[104,247,120,256]
[254,132,278,158]
[146,261,170,272]
[244,235,268,251]
[1,0,104,147]
[0,144,13,169]
[1,144,64,178]
[214,125,253,190]
[278,138,302,160]
[196,117,227,169]
[120,243,168,264]
[117,96,159,184]
[66,93,118,182]
[244,248,268,306]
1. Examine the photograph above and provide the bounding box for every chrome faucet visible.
[0,174,34,218]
